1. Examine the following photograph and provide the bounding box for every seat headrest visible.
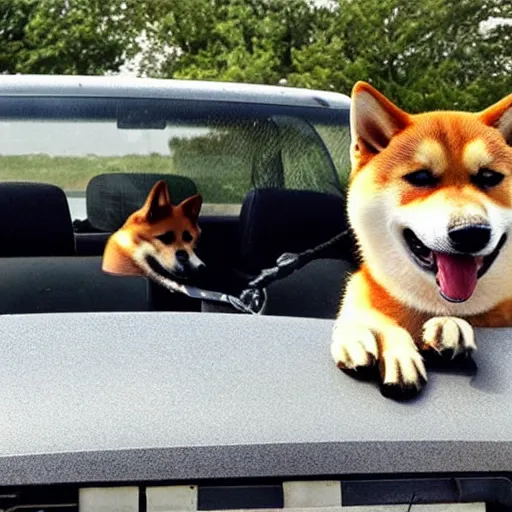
[0,182,74,257]
[238,188,351,273]
[86,173,198,232]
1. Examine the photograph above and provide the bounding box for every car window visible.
[0,111,349,220]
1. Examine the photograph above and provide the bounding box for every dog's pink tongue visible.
[435,253,478,302]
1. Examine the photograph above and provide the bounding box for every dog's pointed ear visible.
[479,93,512,145]
[350,81,410,168]
[141,180,172,223]
[179,193,203,223]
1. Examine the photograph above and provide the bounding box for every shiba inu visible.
[102,180,205,280]
[330,82,512,399]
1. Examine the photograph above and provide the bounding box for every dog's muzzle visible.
[403,227,507,303]
[147,255,205,283]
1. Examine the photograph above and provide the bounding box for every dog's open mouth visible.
[403,228,507,303]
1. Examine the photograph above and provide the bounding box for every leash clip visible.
[239,287,267,314]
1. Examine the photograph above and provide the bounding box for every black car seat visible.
[0,182,149,314]
[203,188,358,319]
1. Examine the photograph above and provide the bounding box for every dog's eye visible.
[156,231,175,244]
[471,168,504,189]
[403,169,439,187]
[182,230,193,243]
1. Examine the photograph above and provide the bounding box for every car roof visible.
[0,74,351,110]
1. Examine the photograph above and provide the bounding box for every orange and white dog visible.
[330,82,512,398]
[102,180,204,280]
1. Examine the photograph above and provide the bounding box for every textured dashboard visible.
[0,311,511,485]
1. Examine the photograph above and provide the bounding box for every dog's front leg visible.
[330,270,427,399]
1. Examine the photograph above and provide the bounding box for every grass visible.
[0,153,251,204]
[0,135,350,205]
[0,154,173,190]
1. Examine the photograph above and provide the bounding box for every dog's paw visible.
[331,321,427,399]
[330,322,378,373]
[421,316,476,359]
[378,328,427,400]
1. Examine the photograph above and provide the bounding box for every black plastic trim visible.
[342,477,512,507]
[198,485,283,510]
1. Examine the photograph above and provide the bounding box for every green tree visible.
[135,0,510,112]
[2,0,145,75]
[137,0,322,83]
[0,0,39,74]
[288,0,511,112]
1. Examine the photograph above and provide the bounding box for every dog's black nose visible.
[176,250,189,264]
[448,224,491,253]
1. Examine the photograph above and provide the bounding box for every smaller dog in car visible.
[102,180,205,280]
[330,81,512,399]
